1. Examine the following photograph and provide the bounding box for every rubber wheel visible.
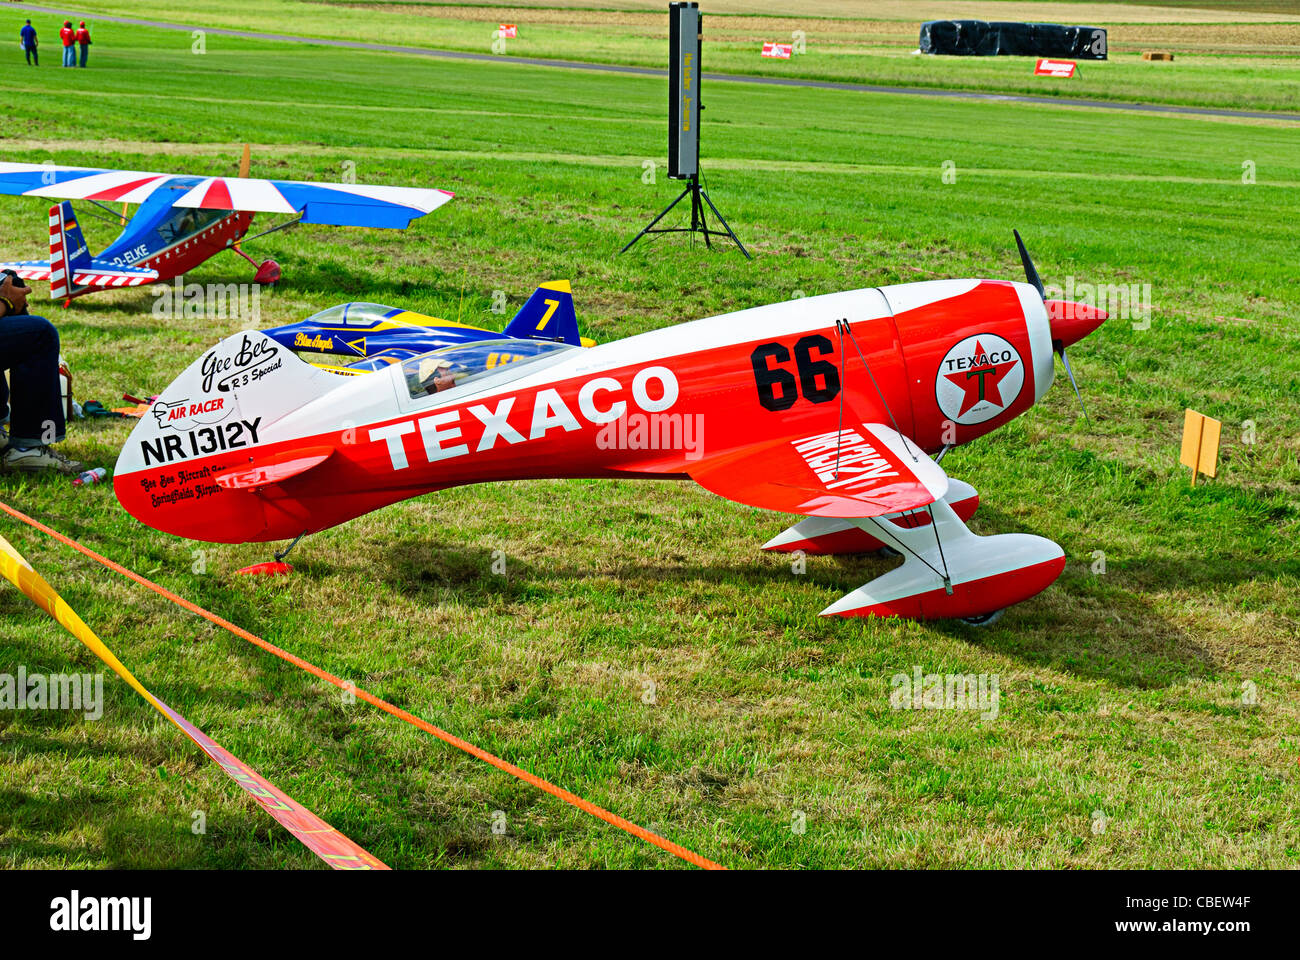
[959,609,1005,627]
[877,546,901,559]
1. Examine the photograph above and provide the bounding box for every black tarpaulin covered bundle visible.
[919,21,1108,60]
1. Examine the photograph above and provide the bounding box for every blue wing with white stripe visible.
[0,163,453,228]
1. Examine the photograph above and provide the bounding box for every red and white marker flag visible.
[761,42,793,59]
[499,24,517,39]
[1034,58,1077,78]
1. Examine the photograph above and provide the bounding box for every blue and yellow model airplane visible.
[263,280,591,377]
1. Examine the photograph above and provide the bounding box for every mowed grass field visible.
[52,0,1300,113]
[0,14,1298,869]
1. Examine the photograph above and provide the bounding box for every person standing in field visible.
[59,20,74,67]
[75,21,91,67]
[20,20,37,66]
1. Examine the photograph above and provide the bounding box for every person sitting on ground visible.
[0,273,85,474]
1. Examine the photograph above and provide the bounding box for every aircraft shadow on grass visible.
[42,271,451,315]
[358,515,1263,690]
[0,493,1270,696]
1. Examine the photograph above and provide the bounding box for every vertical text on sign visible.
[668,2,701,179]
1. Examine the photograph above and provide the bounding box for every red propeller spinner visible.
[1046,299,1108,351]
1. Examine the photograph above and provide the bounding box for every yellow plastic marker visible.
[1180,408,1221,486]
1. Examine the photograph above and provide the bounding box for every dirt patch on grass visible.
[321,4,1300,54]
[323,2,1300,23]
[1102,20,1300,52]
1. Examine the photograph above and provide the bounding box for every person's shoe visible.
[2,445,85,475]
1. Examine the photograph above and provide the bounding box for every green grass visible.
[50,0,1300,113]
[1,16,1298,869]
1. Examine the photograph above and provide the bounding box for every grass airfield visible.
[0,5,1297,869]
[57,0,1300,112]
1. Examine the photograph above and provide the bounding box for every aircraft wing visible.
[0,163,452,228]
[0,259,53,282]
[687,423,948,519]
[0,163,177,205]
[170,178,453,228]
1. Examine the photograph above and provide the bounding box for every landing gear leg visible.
[275,531,307,563]
[959,609,1005,628]
[231,244,281,285]
[236,531,306,576]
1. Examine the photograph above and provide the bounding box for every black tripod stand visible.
[619,173,751,258]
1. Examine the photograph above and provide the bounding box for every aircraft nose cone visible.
[1046,299,1107,351]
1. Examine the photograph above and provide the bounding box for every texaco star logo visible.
[935,333,1024,425]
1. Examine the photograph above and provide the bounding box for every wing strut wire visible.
[861,510,949,583]
[829,319,952,591]
[238,214,303,245]
[76,199,130,226]
[831,317,921,474]
[926,503,954,594]
[832,319,848,479]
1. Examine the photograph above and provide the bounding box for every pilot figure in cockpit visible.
[410,357,459,396]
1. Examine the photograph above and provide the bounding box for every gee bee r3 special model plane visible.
[114,235,1106,623]
[0,153,452,301]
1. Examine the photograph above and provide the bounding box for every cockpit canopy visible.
[301,302,406,328]
[403,339,574,399]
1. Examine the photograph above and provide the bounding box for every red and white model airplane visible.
[114,235,1106,623]
[0,152,452,300]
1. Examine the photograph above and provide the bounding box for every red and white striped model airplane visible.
[0,155,452,300]
[114,234,1106,623]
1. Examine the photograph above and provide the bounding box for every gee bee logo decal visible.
[936,333,1024,425]
[200,335,282,394]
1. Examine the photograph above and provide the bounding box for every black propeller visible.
[1013,229,1044,300]
[1013,229,1088,421]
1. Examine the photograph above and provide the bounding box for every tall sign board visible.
[668,2,701,180]
[621,3,749,258]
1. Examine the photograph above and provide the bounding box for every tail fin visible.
[503,280,581,346]
[113,330,349,543]
[48,202,92,300]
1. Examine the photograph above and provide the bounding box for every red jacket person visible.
[74,21,91,68]
[59,20,75,67]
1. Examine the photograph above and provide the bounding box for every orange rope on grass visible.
[0,500,725,871]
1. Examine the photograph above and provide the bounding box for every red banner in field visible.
[761,42,793,59]
[1034,58,1077,77]
[498,24,517,39]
